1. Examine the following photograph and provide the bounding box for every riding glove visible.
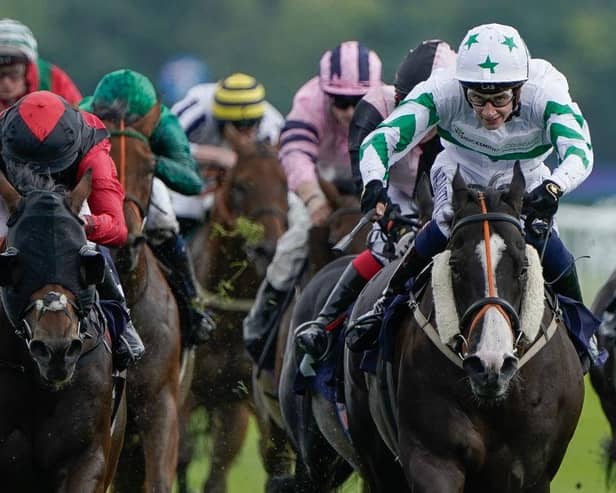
[360,180,389,214]
[522,180,563,220]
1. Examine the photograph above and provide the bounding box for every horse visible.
[344,164,585,492]
[0,169,121,492]
[589,271,616,482]
[183,128,290,492]
[101,104,183,492]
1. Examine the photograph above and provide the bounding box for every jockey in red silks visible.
[0,18,81,111]
[0,91,144,370]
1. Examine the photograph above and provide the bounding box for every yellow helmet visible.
[212,73,265,123]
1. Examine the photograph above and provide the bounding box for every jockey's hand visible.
[308,196,333,226]
[522,180,563,220]
[361,180,389,216]
[378,203,402,232]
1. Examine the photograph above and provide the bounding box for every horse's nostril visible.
[30,340,51,361]
[66,339,83,360]
[501,355,519,378]
[463,355,485,376]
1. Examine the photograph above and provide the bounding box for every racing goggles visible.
[466,88,514,108]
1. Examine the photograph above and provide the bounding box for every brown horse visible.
[590,271,616,482]
[184,129,289,492]
[0,170,121,492]
[345,165,584,492]
[102,105,183,492]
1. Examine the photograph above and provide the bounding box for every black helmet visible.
[394,40,456,101]
[1,91,82,174]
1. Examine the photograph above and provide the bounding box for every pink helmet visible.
[319,41,382,96]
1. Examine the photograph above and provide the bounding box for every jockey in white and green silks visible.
[339,24,594,358]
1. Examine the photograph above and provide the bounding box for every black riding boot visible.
[98,262,145,370]
[150,232,215,347]
[295,262,367,359]
[346,246,430,352]
[243,281,288,363]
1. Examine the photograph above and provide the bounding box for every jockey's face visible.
[0,63,27,103]
[467,88,517,130]
[330,94,362,128]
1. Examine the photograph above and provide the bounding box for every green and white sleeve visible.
[544,100,593,193]
[359,92,439,185]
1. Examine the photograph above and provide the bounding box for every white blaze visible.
[474,234,514,366]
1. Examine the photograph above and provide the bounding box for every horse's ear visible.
[0,247,21,287]
[223,124,253,156]
[414,172,433,223]
[68,168,93,216]
[0,169,21,214]
[503,161,526,214]
[451,166,469,209]
[79,246,106,285]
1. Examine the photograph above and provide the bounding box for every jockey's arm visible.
[150,106,203,196]
[76,139,128,247]
[359,86,440,188]
[190,143,237,169]
[542,96,593,194]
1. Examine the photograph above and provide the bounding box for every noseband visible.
[451,193,524,354]
[19,291,82,345]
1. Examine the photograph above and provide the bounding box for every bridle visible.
[450,192,524,354]
[110,120,153,227]
[19,291,82,346]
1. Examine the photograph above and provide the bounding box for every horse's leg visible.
[258,415,294,492]
[177,396,197,493]
[202,400,251,493]
[400,447,465,493]
[113,418,145,493]
[140,384,180,493]
[57,442,108,493]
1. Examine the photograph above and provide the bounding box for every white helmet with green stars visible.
[455,23,529,90]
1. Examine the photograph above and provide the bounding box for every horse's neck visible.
[116,246,150,306]
[203,232,259,297]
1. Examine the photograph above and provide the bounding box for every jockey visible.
[296,40,457,358]
[0,18,81,111]
[280,40,383,224]
[351,24,592,348]
[80,69,216,347]
[171,72,284,224]
[0,91,143,370]
[171,72,308,363]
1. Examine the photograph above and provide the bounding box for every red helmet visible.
[1,91,83,174]
[319,41,382,96]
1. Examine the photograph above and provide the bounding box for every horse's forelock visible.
[6,164,64,194]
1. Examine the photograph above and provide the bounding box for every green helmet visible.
[91,69,158,118]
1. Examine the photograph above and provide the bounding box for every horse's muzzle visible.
[463,353,519,399]
[29,338,83,388]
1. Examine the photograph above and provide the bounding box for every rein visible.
[451,193,523,355]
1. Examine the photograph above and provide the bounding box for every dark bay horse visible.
[590,271,616,481]
[0,170,119,492]
[102,105,183,492]
[185,129,290,492]
[345,165,584,492]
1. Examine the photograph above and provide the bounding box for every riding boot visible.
[243,281,288,363]
[150,232,216,347]
[98,261,145,370]
[346,245,430,352]
[295,262,367,359]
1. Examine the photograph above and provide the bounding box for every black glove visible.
[360,180,389,214]
[522,180,563,220]
[378,203,401,232]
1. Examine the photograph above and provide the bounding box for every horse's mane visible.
[6,165,65,194]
